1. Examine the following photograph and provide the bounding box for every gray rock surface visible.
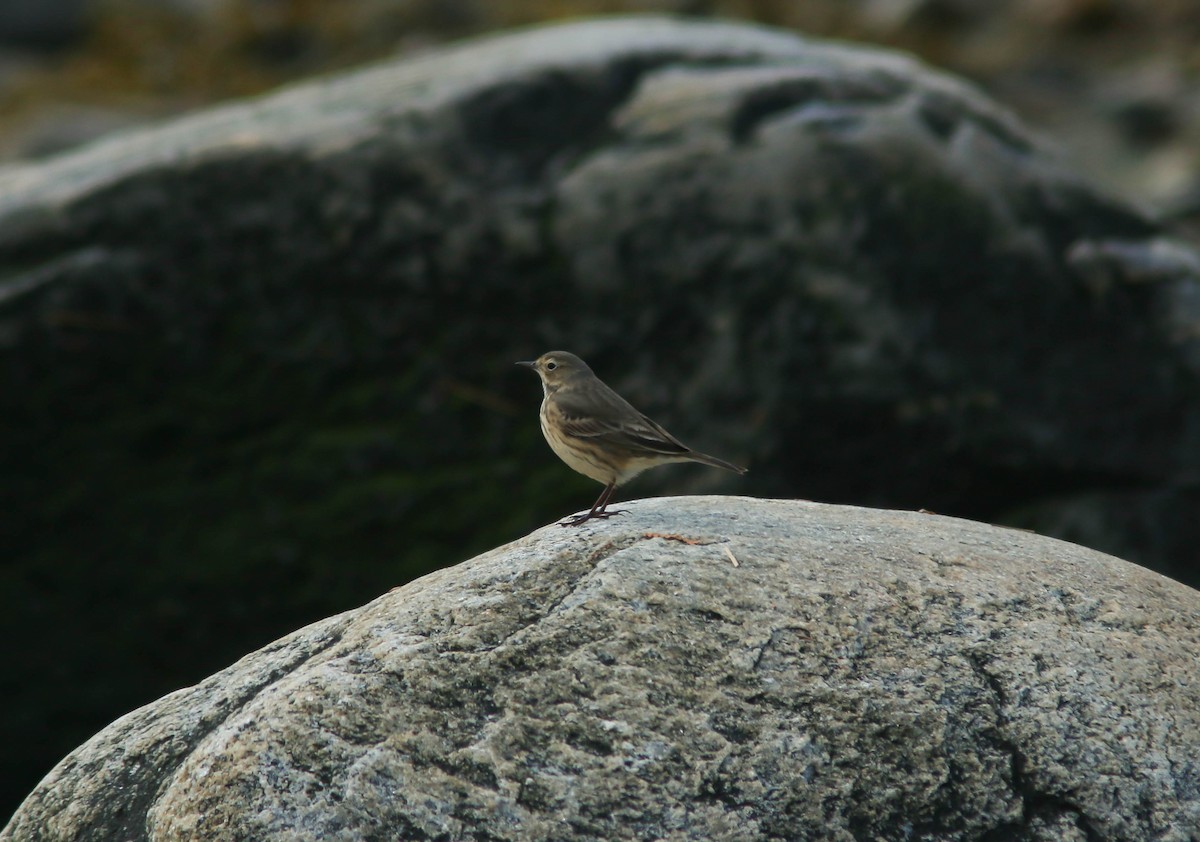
[5,14,1200,823]
[5,496,1199,841]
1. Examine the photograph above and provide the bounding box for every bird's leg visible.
[561,483,613,526]
[594,482,628,517]
[560,482,626,526]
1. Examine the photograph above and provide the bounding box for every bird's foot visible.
[558,509,628,527]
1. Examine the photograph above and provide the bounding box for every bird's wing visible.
[553,382,691,457]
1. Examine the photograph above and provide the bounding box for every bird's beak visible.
[515,360,536,369]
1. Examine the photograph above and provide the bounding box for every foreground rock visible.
[6,497,1199,841]
[5,15,1200,820]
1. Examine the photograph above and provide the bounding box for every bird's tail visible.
[687,450,748,475]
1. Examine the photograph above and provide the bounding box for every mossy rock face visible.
[2,16,1200,817]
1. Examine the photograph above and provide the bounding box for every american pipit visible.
[517,351,747,526]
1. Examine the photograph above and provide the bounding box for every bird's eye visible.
[545,360,558,371]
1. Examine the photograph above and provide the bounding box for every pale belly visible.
[540,412,615,485]
[539,402,683,486]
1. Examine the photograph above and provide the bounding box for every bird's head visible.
[516,351,592,392]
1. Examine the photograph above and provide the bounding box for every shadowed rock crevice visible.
[966,651,1100,841]
[728,68,910,143]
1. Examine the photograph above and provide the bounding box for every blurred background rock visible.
[1,0,1198,229]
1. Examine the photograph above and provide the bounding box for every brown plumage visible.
[517,351,746,526]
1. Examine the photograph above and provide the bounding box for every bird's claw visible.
[558,509,628,527]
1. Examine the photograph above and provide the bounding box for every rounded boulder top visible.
[5,496,1199,841]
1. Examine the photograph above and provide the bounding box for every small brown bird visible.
[517,351,746,526]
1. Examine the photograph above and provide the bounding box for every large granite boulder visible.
[5,497,1199,841]
[4,15,1200,818]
